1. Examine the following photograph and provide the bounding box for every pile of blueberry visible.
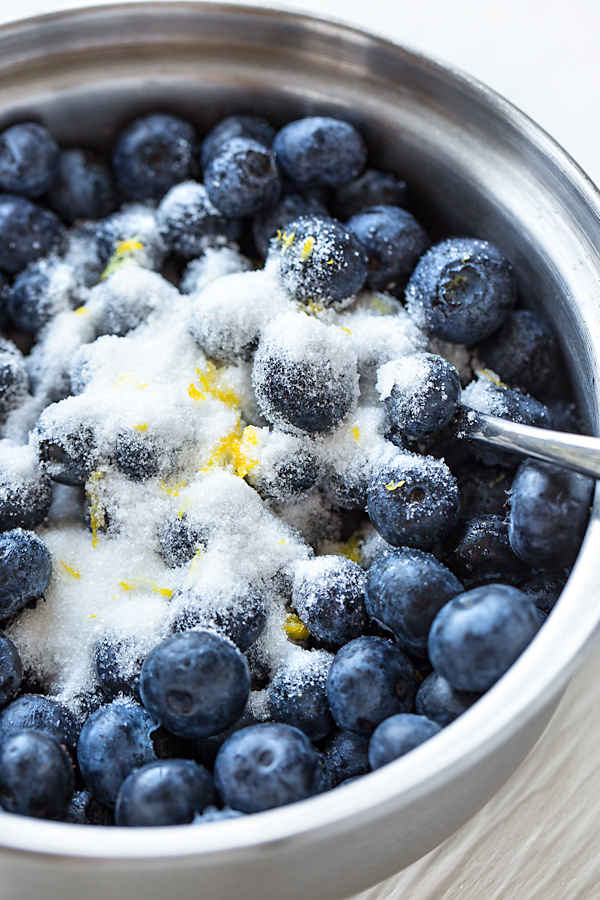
[0,110,592,828]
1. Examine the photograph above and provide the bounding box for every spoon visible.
[456,406,600,481]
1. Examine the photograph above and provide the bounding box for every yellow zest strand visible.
[189,362,240,408]
[284,613,310,641]
[86,470,106,547]
[73,306,90,316]
[133,423,149,432]
[477,368,507,389]
[201,426,260,478]
[88,614,97,619]
[60,560,81,579]
[339,326,352,335]
[119,581,135,591]
[100,238,145,281]
[113,373,147,389]
[330,534,361,565]
[301,236,316,261]
[159,479,186,497]
[385,479,406,491]
[153,585,173,598]
[351,425,361,442]
[117,577,173,597]
[279,230,296,251]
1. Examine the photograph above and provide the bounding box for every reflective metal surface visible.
[0,4,600,900]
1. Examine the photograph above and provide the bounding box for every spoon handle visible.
[457,407,600,480]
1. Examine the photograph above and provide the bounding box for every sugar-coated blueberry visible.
[272,117,367,187]
[170,583,267,652]
[114,430,160,480]
[0,636,22,709]
[321,729,370,786]
[115,758,216,826]
[0,123,60,197]
[377,352,461,438]
[508,459,593,571]
[35,407,98,486]
[0,694,79,757]
[252,191,329,258]
[156,181,241,259]
[477,309,560,396]
[0,529,52,620]
[368,713,441,769]
[347,205,430,294]
[213,722,321,813]
[158,514,208,569]
[331,169,408,220]
[77,699,164,807]
[428,583,540,693]
[0,730,74,820]
[7,259,75,335]
[445,515,530,589]
[139,631,250,740]
[326,636,417,736]
[204,137,280,218]
[266,215,367,306]
[93,632,145,700]
[292,555,368,649]
[112,113,198,201]
[365,548,463,656]
[0,194,64,275]
[406,237,517,344]
[267,651,334,742]
[367,452,460,550]
[200,114,275,171]
[0,338,29,424]
[47,148,118,223]
[415,671,480,727]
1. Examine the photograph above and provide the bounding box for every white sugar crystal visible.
[462,368,509,417]
[180,244,253,295]
[91,266,180,336]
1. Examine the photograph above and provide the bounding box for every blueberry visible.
[366,452,460,550]
[0,529,52,620]
[252,191,329,258]
[7,258,75,335]
[114,430,160,480]
[156,181,241,260]
[368,713,441,769]
[252,312,359,433]
[158,514,208,568]
[115,758,216,826]
[266,215,367,306]
[456,463,511,520]
[365,548,463,656]
[347,206,429,294]
[0,730,74,819]
[415,671,480,727]
[428,583,540,692]
[326,635,417,736]
[507,459,593,571]
[204,137,280,218]
[77,699,164,807]
[445,515,531,589]
[0,123,59,197]
[377,352,461,438]
[93,633,145,700]
[112,113,198,202]
[331,169,408,220]
[0,694,79,756]
[0,635,22,708]
[477,309,560,396]
[200,114,275,171]
[272,117,367,187]
[405,237,517,344]
[267,651,334,742]
[63,789,114,825]
[321,729,370,786]
[521,571,566,613]
[194,804,246,823]
[291,556,368,648]
[0,194,64,275]
[46,148,118,224]
[0,338,29,424]
[170,583,267,652]
[213,722,321,813]
[139,631,250,740]
[35,407,98,486]
[246,431,320,503]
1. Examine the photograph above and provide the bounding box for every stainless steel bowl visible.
[0,4,599,899]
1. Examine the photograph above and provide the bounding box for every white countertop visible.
[1,1,599,897]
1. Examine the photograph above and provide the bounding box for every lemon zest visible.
[284,613,310,641]
[88,614,97,619]
[351,425,361,442]
[159,479,186,497]
[279,230,296,251]
[73,306,90,316]
[100,237,145,281]
[60,560,81,579]
[133,422,149,432]
[301,236,316,261]
[152,584,173,598]
[385,479,406,491]
[477,368,507,389]
[329,533,361,565]
[113,373,147,389]
[119,581,135,591]
[189,362,240,408]
[86,470,106,547]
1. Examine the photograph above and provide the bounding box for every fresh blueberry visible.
[63,789,114,825]
[252,191,329,258]
[347,205,429,294]
[445,515,531,589]
[115,758,216,826]
[213,722,321,813]
[265,215,367,306]
[7,258,75,335]
[507,459,593,571]
[405,237,517,344]
[456,463,511,520]
[267,651,334,742]
[326,636,417,736]
[0,529,52,621]
[156,181,241,260]
[365,548,463,656]
[0,636,22,709]
[377,352,461,438]
[0,123,60,197]
[428,583,541,692]
[521,571,566,613]
[170,583,267,652]
[158,514,208,568]
[46,148,118,224]
[204,137,280,218]
[139,631,250,740]
[0,730,74,819]
[200,114,275,171]
[0,194,64,275]
[112,113,198,202]
[0,338,29,424]
[272,117,367,187]
[321,729,370,786]
[93,633,145,700]
[246,432,320,503]
[415,671,480,727]
[114,430,160,480]
[0,694,79,756]
[366,452,460,550]
[368,713,441,769]
[477,309,560,396]
[77,699,164,807]
[331,169,408,220]
[291,556,368,649]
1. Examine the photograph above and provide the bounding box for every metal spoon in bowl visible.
[456,406,600,480]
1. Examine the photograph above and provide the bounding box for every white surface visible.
[1,1,599,897]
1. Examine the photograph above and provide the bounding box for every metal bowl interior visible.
[0,4,600,900]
